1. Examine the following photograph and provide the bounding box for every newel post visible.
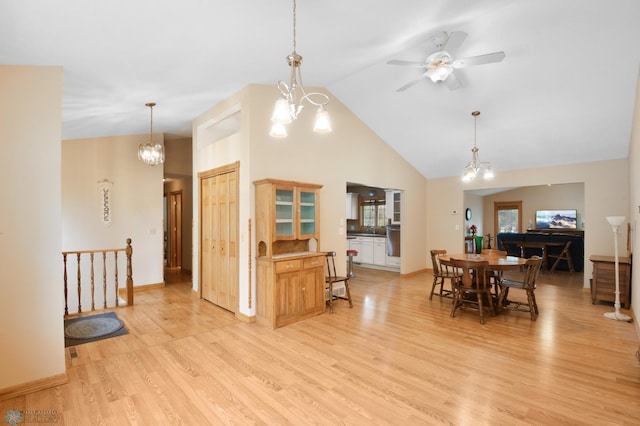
[126,238,134,306]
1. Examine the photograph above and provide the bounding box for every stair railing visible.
[62,238,133,316]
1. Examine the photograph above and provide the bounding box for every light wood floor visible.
[3,266,639,425]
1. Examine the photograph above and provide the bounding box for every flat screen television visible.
[535,209,577,229]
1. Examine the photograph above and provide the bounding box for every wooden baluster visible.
[90,252,95,311]
[126,238,133,306]
[63,253,69,316]
[103,251,107,309]
[76,253,82,313]
[114,251,119,307]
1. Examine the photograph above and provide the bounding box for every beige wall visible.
[428,159,629,290]
[479,183,584,236]
[193,84,427,319]
[62,134,165,293]
[0,65,66,390]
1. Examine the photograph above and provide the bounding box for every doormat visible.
[64,311,128,347]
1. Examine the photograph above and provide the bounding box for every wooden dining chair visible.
[497,256,542,320]
[429,250,454,300]
[325,251,353,313]
[548,241,574,273]
[449,258,495,324]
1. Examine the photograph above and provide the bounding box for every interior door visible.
[199,163,239,312]
[168,191,182,268]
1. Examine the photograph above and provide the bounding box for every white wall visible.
[62,134,165,292]
[0,65,66,390]
[428,159,629,290]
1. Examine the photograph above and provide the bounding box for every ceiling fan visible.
[387,31,505,92]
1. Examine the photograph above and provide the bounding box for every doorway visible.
[167,190,183,268]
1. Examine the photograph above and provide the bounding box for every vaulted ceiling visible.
[1,0,638,179]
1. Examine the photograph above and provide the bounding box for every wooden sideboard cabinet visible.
[254,178,325,329]
[256,254,325,329]
[589,255,632,307]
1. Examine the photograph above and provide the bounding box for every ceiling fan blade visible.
[443,31,468,55]
[444,71,462,91]
[452,51,506,68]
[396,75,426,92]
[387,59,426,67]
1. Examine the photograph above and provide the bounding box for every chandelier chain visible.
[292,0,296,53]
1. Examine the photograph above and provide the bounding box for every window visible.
[362,200,386,227]
[494,201,522,233]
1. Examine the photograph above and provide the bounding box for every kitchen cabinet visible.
[256,254,325,329]
[254,178,325,329]
[359,238,374,264]
[346,193,359,220]
[349,238,363,263]
[385,190,401,224]
[373,237,386,265]
[386,255,400,267]
[590,255,631,307]
[350,236,386,266]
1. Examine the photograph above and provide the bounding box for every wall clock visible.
[465,208,472,221]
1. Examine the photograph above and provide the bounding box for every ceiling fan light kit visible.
[387,31,505,91]
[462,111,493,182]
[270,0,331,138]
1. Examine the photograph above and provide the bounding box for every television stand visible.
[527,229,584,237]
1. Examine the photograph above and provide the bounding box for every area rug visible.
[64,311,128,347]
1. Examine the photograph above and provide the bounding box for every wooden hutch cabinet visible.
[254,179,325,329]
[590,255,632,308]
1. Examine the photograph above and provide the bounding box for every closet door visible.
[200,164,238,313]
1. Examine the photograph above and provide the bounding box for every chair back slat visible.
[326,251,338,279]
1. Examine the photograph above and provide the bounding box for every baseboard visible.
[401,268,429,278]
[235,312,256,323]
[118,282,165,298]
[0,373,68,402]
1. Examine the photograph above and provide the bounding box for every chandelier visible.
[269,0,331,138]
[138,102,164,166]
[462,111,494,181]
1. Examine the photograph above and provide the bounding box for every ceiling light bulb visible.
[313,106,332,133]
[483,167,494,180]
[269,122,288,138]
[271,97,292,124]
[426,65,452,83]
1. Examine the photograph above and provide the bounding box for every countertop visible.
[347,233,387,238]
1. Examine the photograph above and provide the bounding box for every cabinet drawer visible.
[276,259,302,273]
[303,256,324,269]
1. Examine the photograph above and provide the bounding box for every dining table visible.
[439,253,528,271]
[438,253,528,312]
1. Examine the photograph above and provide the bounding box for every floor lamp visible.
[604,216,632,322]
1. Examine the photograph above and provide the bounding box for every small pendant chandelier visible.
[138,102,164,166]
[269,0,331,138]
[462,111,494,181]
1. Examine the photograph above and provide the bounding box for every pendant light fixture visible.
[269,0,331,138]
[462,111,494,181]
[138,102,164,166]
